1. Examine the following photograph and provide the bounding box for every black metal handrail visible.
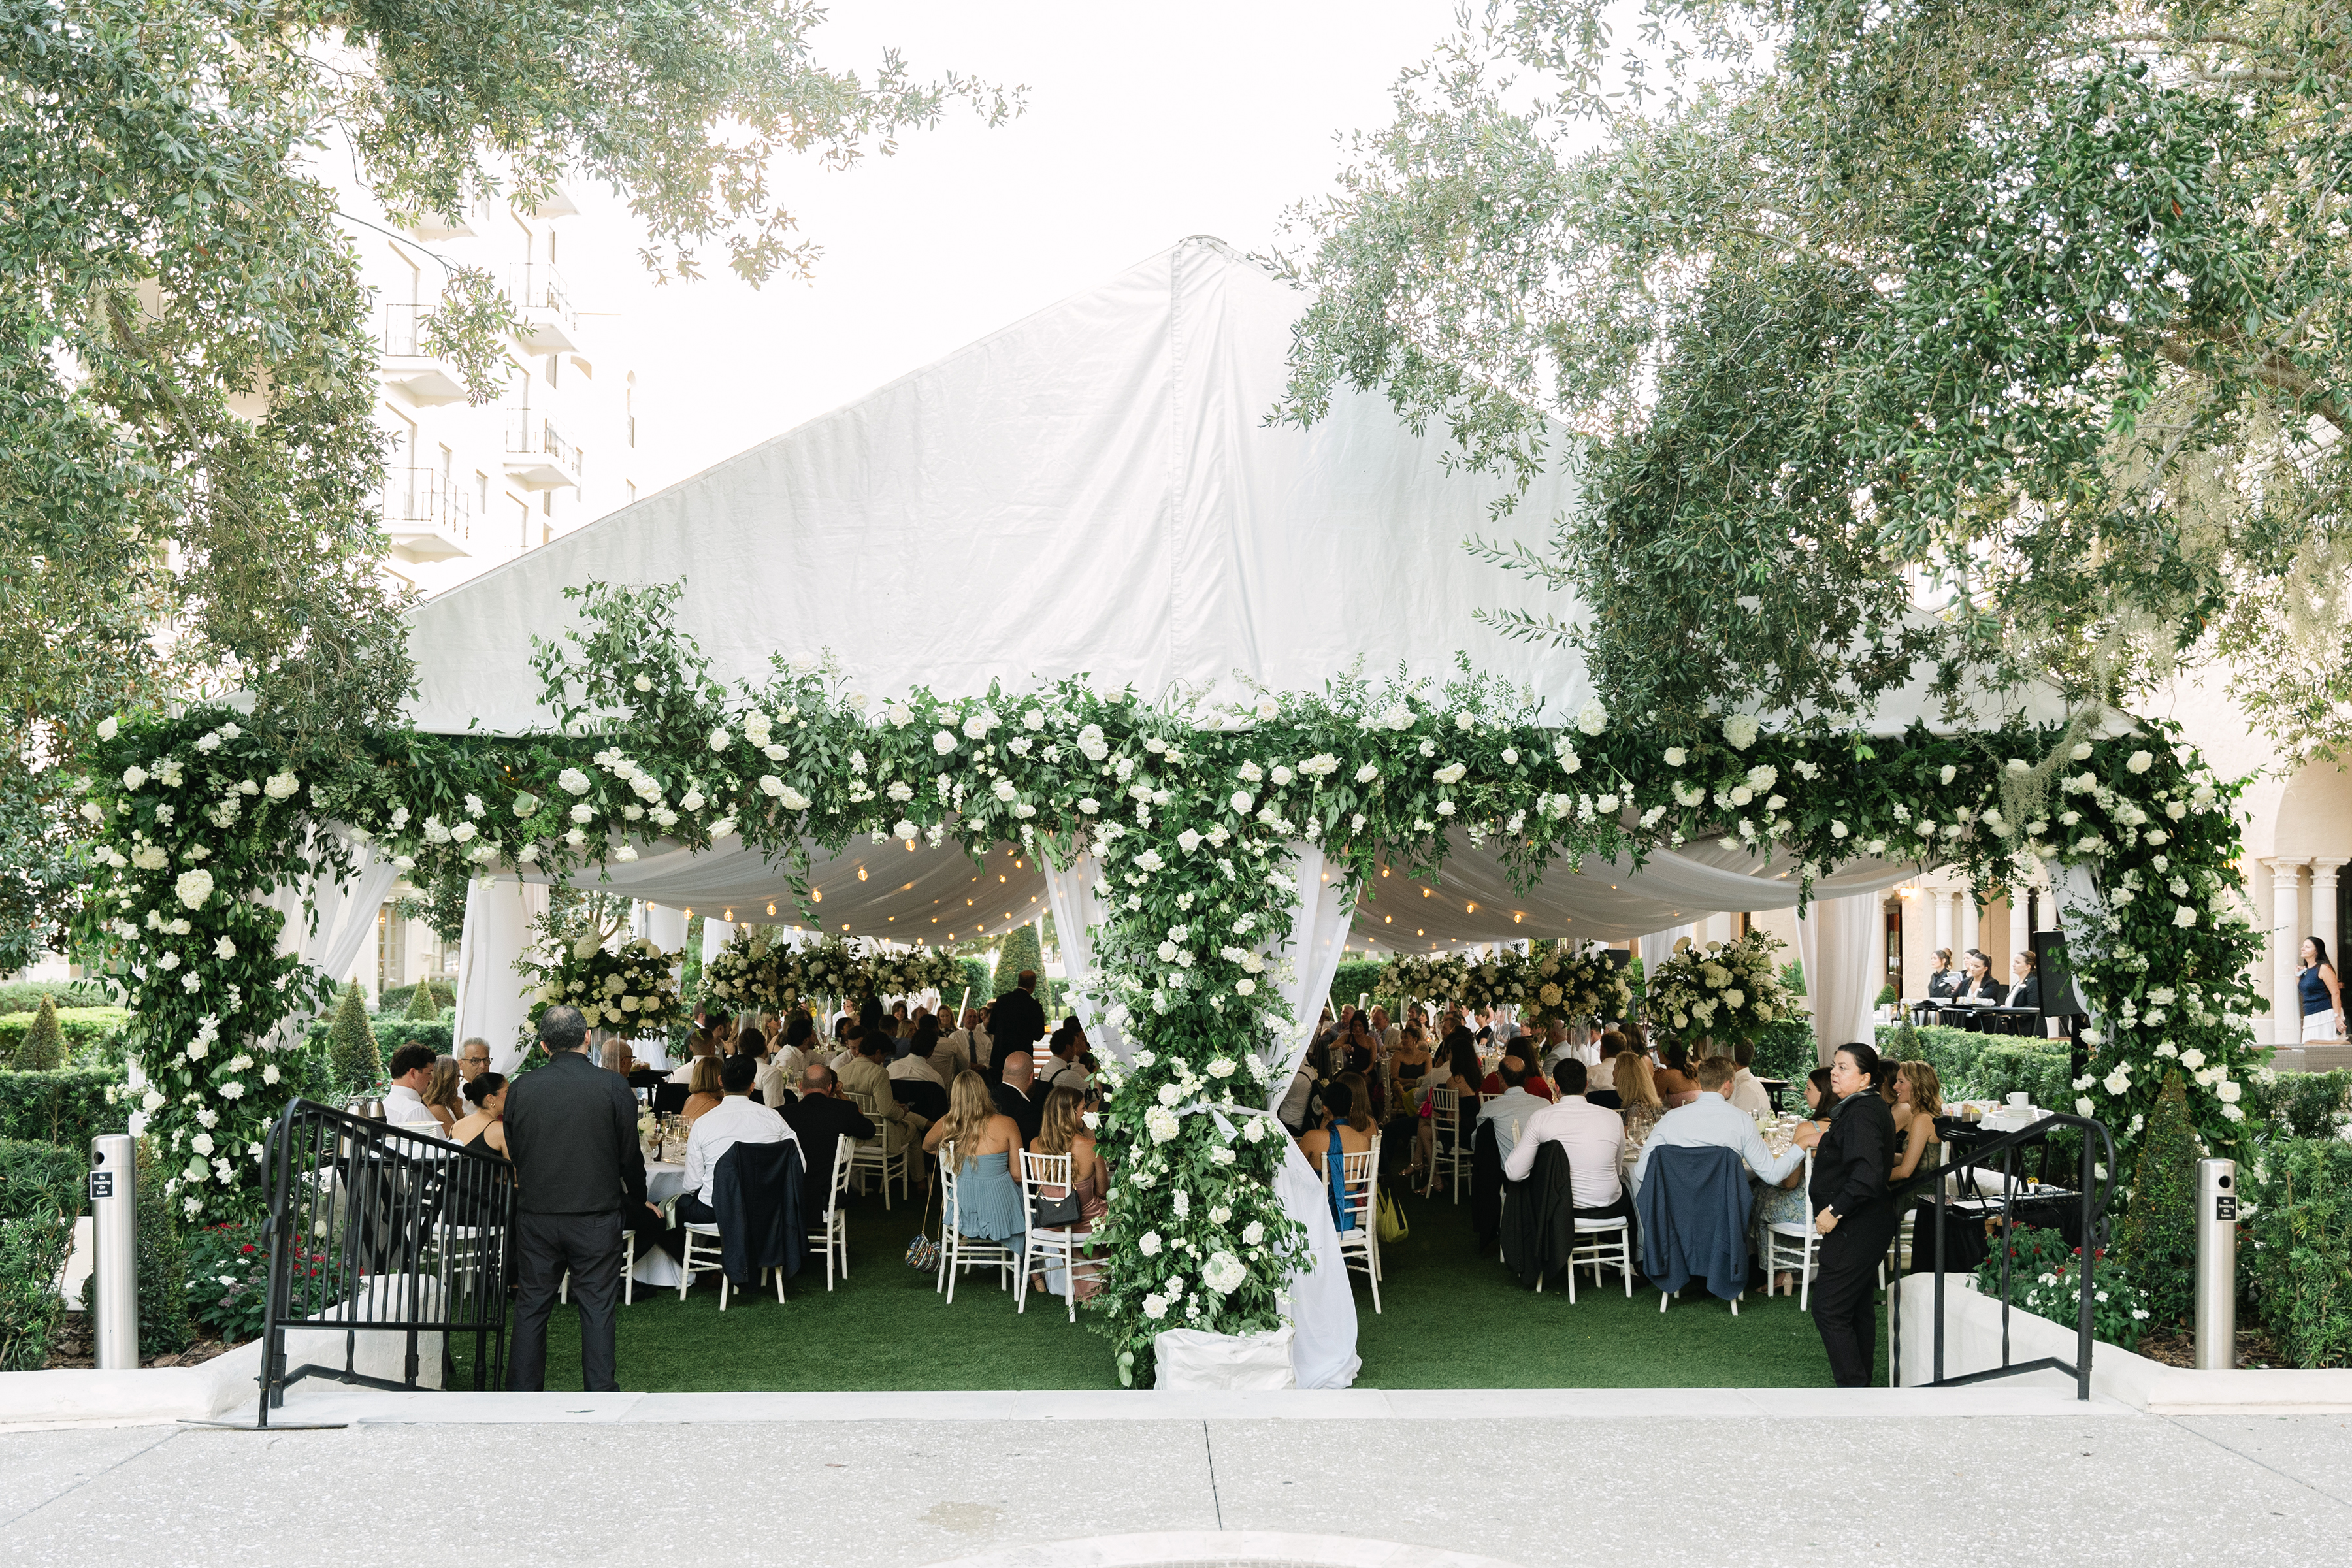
[256,1098,516,1425]
[1887,1109,2115,1399]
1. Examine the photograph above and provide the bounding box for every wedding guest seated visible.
[449,1071,510,1156]
[1889,1060,1945,1184]
[991,1045,1047,1145]
[1480,1047,1557,1104]
[1632,1056,1805,1196]
[1039,1024,1092,1094]
[1727,1039,1772,1117]
[1614,1051,1667,1175]
[924,1072,1026,1250]
[1028,1085,1112,1301]
[666,1054,795,1258]
[598,1038,639,1077]
[421,1054,465,1137]
[783,1062,874,1214]
[1503,1060,1630,1224]
[1296,1077,1375,1178]
[668,1030,717,1085]
[889,1019,946,1087]
[1475,1056,1552,1166]
[1586,1032,1627,1110]
[384,1044,446,1136]
[681,1056,725,1124]
[1653,1041,1699,1103]
[842,1032,930,1184]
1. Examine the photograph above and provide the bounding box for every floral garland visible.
[1375,942,1631,1027]
[1641,930,1799,1047]
[72,581,2267,1367]
[703,927,966,1017]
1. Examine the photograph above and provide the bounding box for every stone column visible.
[2314,859,2347,970]
[1958,886,1980,960]
[1932,885,1955,962]
[2272,858,2308,1046]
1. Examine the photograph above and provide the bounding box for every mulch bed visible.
[41,1315,235,1371]
[2134,1326,2283,1369]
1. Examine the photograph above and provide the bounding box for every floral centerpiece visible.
[1641,930,1800,1049]
[519,927,686,1039]
[859,943,968,1000]
[1375,943,1630,1028]
[1526,945,1632,1028]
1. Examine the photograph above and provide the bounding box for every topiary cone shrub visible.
[2121,1070,2201,1333]
[991,924,1042,998]
[327,983,382,1092]
[14,996,64,1072]
[404,979,442,1020]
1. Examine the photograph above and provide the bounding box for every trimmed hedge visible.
[990,925,1042,998]
[306,1016,450,1077]
[0,979,115,1015]
[0,1006,133,1069]
[0,1139,85,1371]
[1329,958,1387,1011]
[0,1066,127,1150]
[2121,1073,2201,1331]
[376,980,453,1018]
[0,1137,84,1222]
[1878,1022,2070,1107]
[2246,1137,2352,1369]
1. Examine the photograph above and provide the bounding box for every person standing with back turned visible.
[502,1004,655,1392]
[988,969,1047,1083]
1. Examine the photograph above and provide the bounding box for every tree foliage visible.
[1275,1,2351,750]
[992,923,1043,1000]
[326,981,382,1092]
[14,996,64,1073]
[0,0,1017,964]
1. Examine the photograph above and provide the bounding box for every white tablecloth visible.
[632,1162,687,1290]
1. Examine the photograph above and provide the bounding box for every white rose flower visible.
[1135,850,1166,873]
[1139,1231,1164,1257]
[1230,791,1253,813]
[1077,797,1100,815]
[708,728,732,751]
[708,818,736,838]
[2127,749,2153,774]
[1235,977,1256,996]
[1270,764,1294,786]
[449,821,477,843]
[1433,762,1467,785]
[2173,905,2198,928]
[555,768,592,796]
[569,802,594,824]
[1354,762,1379,785]
[214,935,236,959]
[1939,764,1957,784]
[157,951,181,972]
[174,868,214,909]
[97,715,119,740]
[1176,828,1202,853]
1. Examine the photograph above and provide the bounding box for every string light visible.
[856,867,868,881]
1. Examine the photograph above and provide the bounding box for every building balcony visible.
[381,468,474,561]
[506,263,582,355]
[376,302,468,405]
[503,412,581,491]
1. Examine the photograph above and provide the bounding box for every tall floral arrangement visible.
[1642,931,1799,1048]
[1374,943,1629,1027]
[860,943,968,1000]
[700,924,796,1014]
[516,905,685,1041]
[73,581,2267,1359]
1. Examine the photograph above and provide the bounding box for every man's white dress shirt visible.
[384,1084,446,1138]
[1631,1091,1802,1194]
[1728,1068,1772,1118]
[1501,1093,1627,1210]
[1475,1086,1551,1165]
[682,1094,795,1206]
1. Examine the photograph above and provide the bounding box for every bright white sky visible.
[567,1,1470,494]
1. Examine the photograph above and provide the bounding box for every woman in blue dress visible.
[923,1071,1027,1245]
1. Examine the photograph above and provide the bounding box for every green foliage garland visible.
[71,583,2267,1364]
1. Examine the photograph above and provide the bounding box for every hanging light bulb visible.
[766,902,776,917]
[811,889,822,903]
[857,867,868,881]
[723,909,734,921]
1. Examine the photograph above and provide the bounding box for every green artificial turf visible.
[468,1183,1882,1393]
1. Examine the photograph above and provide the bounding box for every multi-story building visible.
[328,149,645,596]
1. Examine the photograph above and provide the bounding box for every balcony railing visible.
[380,301,431,357]
[504,412,583,480]
[505,263,580,348]
[380,467,472,542]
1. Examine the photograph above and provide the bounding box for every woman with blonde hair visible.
[1889,1059,1945,1183]
[1614,1051,1665,1177]
[924,1070,1027,1247]
[421,1056,464,1137]
[681,1055,725,1124]
[1028,1085,1111,1300]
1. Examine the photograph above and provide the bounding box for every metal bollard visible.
[89,1134,140,1370]
[2195,1156,2237,1371]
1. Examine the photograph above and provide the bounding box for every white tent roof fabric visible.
[414,238,1938,938]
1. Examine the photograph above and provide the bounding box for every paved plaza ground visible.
[7,1388,2348,1566]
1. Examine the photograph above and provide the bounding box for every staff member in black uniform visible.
[503,1004,660,1392]
[1793,1042,1899,1387]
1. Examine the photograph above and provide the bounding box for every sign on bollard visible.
[89,1133,139,1370]
[2195,1156,2236,1371]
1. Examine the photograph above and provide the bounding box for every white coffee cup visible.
[2006,1092,2030,1107]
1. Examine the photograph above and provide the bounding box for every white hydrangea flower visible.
[263,771,299,800]
[1575,697,1608,735]
[1722,713,1760,749]
[174,868,214,909]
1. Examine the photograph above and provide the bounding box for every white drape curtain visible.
[1272,1135,1362,1388]
[1637,924,1696,970]
[701,917,734,963]
[452,875,549,1075]
[1797,893,1881,1068]
[1040,850,1127,1059]
[1264,843,1356,1114]
[265,838,400,1053]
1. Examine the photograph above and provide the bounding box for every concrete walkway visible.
[6,1384,2351,1566]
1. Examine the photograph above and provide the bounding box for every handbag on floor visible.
[1377,1187,1409,1244]
[905,1175,940,1271]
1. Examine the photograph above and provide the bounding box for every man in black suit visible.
[1794,1041,1899,1387]
[783,1063,875,1218]
[502,1005,661,1392]
[991,1045,1045,1145]
[987,970,1047,1084]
